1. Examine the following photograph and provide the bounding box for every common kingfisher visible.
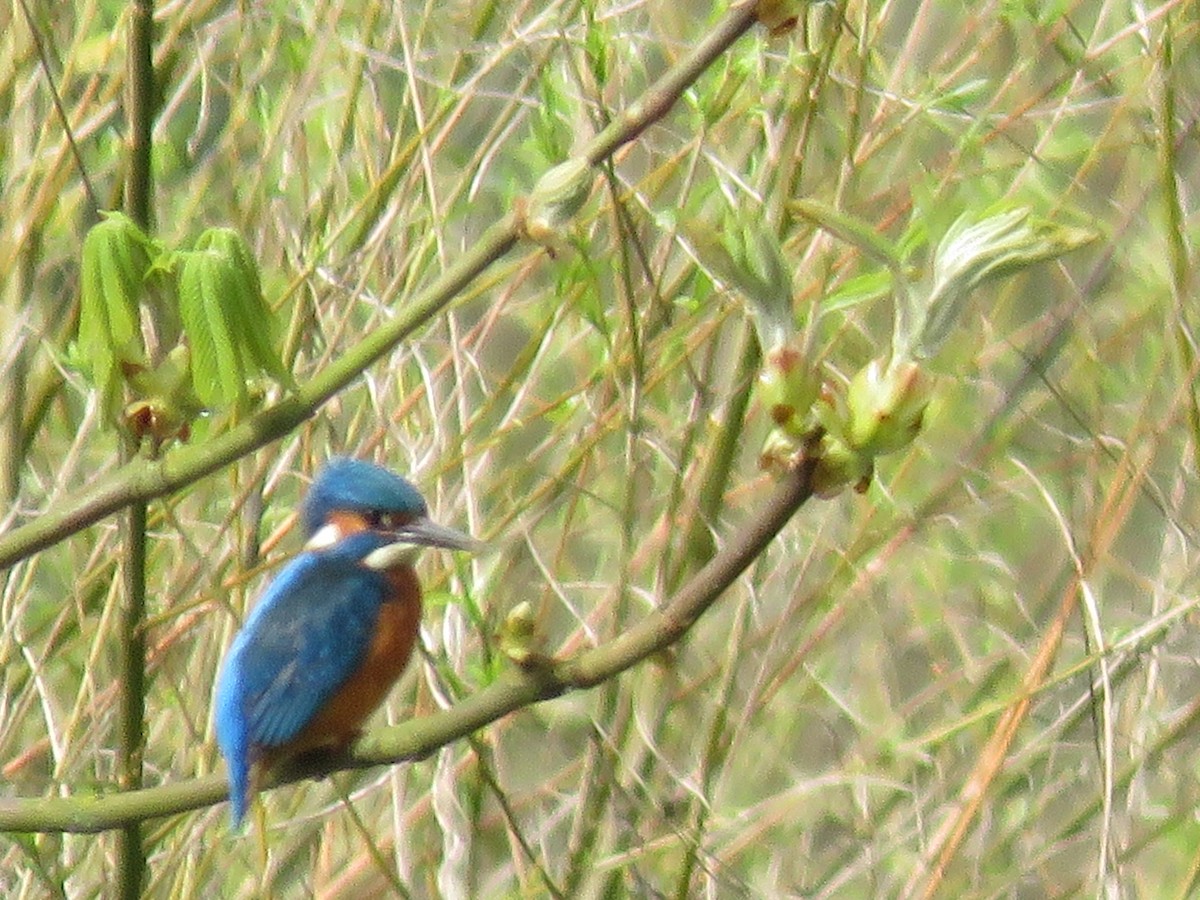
[215,458,475,828]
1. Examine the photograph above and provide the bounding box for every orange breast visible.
[273,567,422,759]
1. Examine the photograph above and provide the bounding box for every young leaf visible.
[681,213,794,347]
[178,249,245,406]
[200,251,252,403]
[901,206,1096,359]
[821,269,896,315]
[789,199,904,272]
[79,226,115,359]
[99,222,148,351]
[195,227,293,386]
[78,212,152,417]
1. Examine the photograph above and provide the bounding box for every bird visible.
[215,458,476,828]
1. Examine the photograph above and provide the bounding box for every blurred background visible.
[2,1,1198,896]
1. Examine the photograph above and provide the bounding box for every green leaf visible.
[79,226,114,357]
[195,228,292,386]
[178,227,296,408]
[789,199,904,271]
[821,268,896,315]
[904,205,1096,359]
[195,228,265,306]
[78,212,152,418]
[201,251,253,403]
[80,213,148,354]
[104,225,148,349]
[681,213,793,346]
[931,77,992,113]
[178,249,245,406]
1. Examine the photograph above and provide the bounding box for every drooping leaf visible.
[99,223,147,351]
[78,212,152,417]
[178,248,244,406]
[213,229,292,384]
[200,250,253,404]
[79,226,114,358]
[178,224,299,409]
[195,227,293,386]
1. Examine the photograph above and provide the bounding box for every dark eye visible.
[364,510,406,531]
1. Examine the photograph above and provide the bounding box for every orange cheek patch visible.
[326,510,371,540]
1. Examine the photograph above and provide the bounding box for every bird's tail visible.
[226,754,250,830]
[215,675,251,831]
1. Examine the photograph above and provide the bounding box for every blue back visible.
[215,530,398,826]
[300,457,427,536]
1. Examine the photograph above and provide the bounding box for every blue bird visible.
[215,458,475,828]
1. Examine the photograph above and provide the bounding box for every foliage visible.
[1,1,1198,898]
[73,214,288,445]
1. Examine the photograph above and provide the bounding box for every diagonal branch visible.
[0,3,761,572]
[0,452,818,834]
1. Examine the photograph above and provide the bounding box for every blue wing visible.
[219,547,388,749]
[214,531,394,826]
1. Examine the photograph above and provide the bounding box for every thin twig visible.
[15,0,100,215]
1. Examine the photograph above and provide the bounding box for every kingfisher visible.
[215,457,476,828]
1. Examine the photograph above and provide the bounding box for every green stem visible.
[670,323,760,587]
[2,230,37,502]
[562,145,651,899]
[117,1,154,894]
[126,0,154,229]
[116,486,148,900]
[1159,16,1200,475]
[672,597,749,898]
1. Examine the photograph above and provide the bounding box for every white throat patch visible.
[363,542,421,571]
[304,522,342,551]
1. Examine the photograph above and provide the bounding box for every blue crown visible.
[300,457,427,536]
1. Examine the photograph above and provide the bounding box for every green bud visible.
[760,426,799,473]
[523,158,594,245]
[498,601,544,668]
[811,434,873,498]
[122,344,204,446]
[759,343,820,437]
[761,392,874,497]
[845,357,929,455]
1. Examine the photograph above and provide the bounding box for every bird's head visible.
[301,457,477,561]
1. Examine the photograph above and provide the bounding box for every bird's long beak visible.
[395,516,480,552]
[362,517,479,571]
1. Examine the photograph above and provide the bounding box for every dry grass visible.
[2,0,1199,897]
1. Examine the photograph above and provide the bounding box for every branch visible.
[0,454,817,833]
[118,2,156,894]
[0,3,760,571]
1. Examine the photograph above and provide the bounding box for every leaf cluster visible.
[72,215,291,445]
